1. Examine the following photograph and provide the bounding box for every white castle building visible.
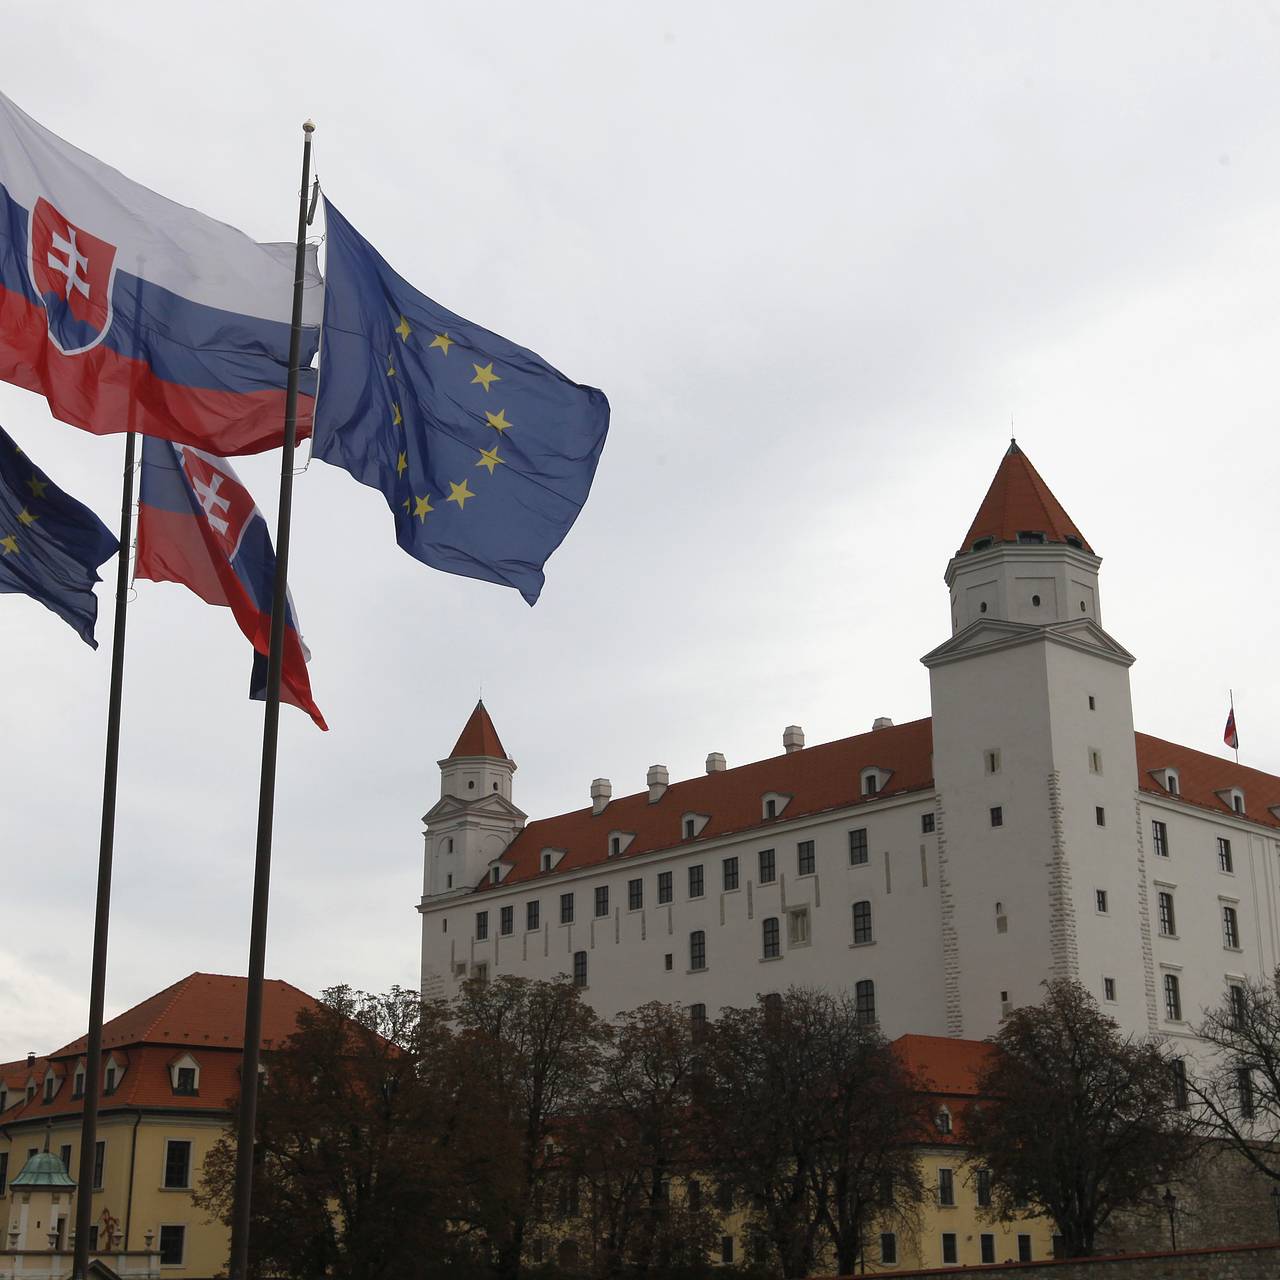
[419,443,1280,1048]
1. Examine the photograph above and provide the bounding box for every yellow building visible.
[0,973,319,1280]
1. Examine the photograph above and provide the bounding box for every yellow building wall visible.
[0,1112,230,1279]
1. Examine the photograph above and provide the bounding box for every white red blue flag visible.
[135,437,326,729]
[0,92,321,456]
[1224,707,1238,751]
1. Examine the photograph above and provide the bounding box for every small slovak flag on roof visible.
[1224,707,1239,751]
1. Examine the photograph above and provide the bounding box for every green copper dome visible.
[11,1150,76,1188]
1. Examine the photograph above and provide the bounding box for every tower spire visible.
[959,442,1089,556]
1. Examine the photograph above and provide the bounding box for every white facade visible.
[418,446,1280,1044]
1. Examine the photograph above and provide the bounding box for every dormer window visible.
[1157,768,1180,796]
[761,792,791,821]
[1016,531,1045,544]
[860,768,890,798]
[971,537,993,552]
[541,852,552,871]
[682,813,710,841]
[73,1068,85,1099]
[1065,535,1084,549]
[765,799,776,819]
[610,835,621,855]
[936,1107,953,1135]
[170,1054,200,1096]
[43,1073,56,1103]
[104,1061,119,1095]
[490,866,501,884]
[607,832,635,858]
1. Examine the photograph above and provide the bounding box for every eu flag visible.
[313,199,610,605]
[0,422,118,646]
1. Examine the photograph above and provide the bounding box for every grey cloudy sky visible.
[2,2,1279,1059]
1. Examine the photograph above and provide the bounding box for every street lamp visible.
[1161,1188,1177,1250]
[1269,1185,1280,1238]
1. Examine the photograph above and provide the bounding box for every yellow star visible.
[413,494,434,522]
[392,403,403,427]
[485,408,513,435]
[446,479,475,509]
[394,315,412,342]
[402,497,411,514]
[475,447,503,476]
[26,475,48,499]
[471,363,501,392]
[386,353,396,377]
[17,508,38,527]
[396,451,408,478]
[1,534,17,555]
[429,333,454,356]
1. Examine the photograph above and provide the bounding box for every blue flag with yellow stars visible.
[0,423,118,646]
[313,199,610,605]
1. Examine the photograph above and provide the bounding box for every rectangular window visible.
[594,886,609,917]
[941,1233,958,1264]
[762,917,780,958]
[921,812,935,834]
[105,1065,117,1095]
[1158,891,1176,936]
[159,1225,186,1266]
[684,817,696,840]
[938,1167,954,1206]
[527,900,540,931]
[473,961,489,983]
[979,1234,996,1264]
[1238,1066,1255,1118]
[664,953,672,970]
[658,871,673,904]
[609,835,621,856]
[174,1065,197,1095]
[758,849,776,883]
[628,879,643,911]
[722,856,739,891]
[1095,805,1106,827]
[1104,977,1116,1002]
[1219,837,1234,873]
[852,899,873,944]
[500,905,514,936]
[690,1002,707,1032]
[1230,983,1247,1028]
[573,951,587,987]
[976,1167,992,1207]
[1152,820,1169,857]
[990,806,1003,828]
[560,892,574,924]
[855,978,876,1025]
[164,1139,192,1189]
[848,828,868,865]
[0,1152,7,1196]
[72,1072,84,1099]
[720,1236,734,1265]
[1224,905,1240,949]
[1018,1235,1032,1263]
[93,1141,105,1190]
[787,906,810,946]
[44,1077,53,1102]
[60,1143,72,1173]
[476,910,489,940]
[690,930,707,971]
[880,1233,897,1264]
[1164,972,1182,1021]
[688,865,704,898]
[1171,1057,1189,1109]
[765,798,777,819]
[1096,889,1108,913]
[88,1225,98,1250]
[797,840,815,875]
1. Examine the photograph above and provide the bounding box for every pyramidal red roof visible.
[449,700,508,760]
[959,440,1092,555]
[52,972,321,1058]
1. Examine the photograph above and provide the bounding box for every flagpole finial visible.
[303,119,316,135]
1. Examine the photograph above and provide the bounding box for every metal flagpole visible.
[71,429,138,1280]
[227,119,315,1280]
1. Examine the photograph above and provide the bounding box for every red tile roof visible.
[894,1033,995,1096]
[959,441,1092,555]
[449,700,509,760]
[488,718,936,890]
[1136,733,1280,829]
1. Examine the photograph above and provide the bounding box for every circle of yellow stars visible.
[2,459,50,557]
[389,313,514,525]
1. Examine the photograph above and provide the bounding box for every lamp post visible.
[1269,1185,1280,1238]
[1161,1188,1177,1250]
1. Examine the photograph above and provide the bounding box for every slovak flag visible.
[135,437,326,729]
[1224,708,1239,751]
[0,91,320,456]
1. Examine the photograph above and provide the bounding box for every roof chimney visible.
[783,725,805,754]
[647,764,669,803]
[590,778,612,815]
[872,716,894,731]
[26,1052,35,1068]
[705,752,726,773]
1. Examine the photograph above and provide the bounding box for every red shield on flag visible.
[174,446,258,562]
[28,196,118,355]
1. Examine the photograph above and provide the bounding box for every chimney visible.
[647,764,669,803]
[872,716,894,731]
[26,1052,35,1068]
[590,778,612,815]
[705,752,726,773]
[783,725,805,754]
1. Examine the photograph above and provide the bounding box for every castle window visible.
[594,886,609,917]
[468,780,475,790]
[1229,984,1247,1028]
[664,953,673,970]
[560,892,574,924]
[855,979,876,1024]
[861,769,881,796]
[73,1069,85,1099]
[527,901,540,931]
[758,849,777,883]
[880,1234,897,1265]
[500,906,514,936]
[164,1140,192,1189]
[104,1065,116,1095]
[689,1002,707,1032]
[610,836,621,856]
[690,930,707,971]
[688,865,705,898]
[972,537,993,551]
[1166,770,1180,795]
[942,1234,958,1264]
[628,879,643,911]
[1223,905,1240,950]
[1157,891,1176,936]
[1031,594,1041,606]
[541,852,551,871]
[762,917,780,959]
[990,806,1003,828]
[490,866,500,884]
[573,951,587,987]
[159,1226,186,1267]
[684,817,696,840]
[1238,1067,1255,1118]
[922,812,935,834]
[1017,531,1045,544]
[938,1167,955,1205]
[849,828,868,865]
[796,840,815,876]
[658,871,673,904]
[174,1065,198,1096]
[787,906,810,947]
[1104,977,1116,1002]
[976,1168,992,1207]
[764,798,777,819]
[1233,791,1245,814]
[981,1235,997,1264]
[936,1107,952,1135]
[1096,889,1108,914]
[1163,972,1182,1021]
[43,1075,54,1102]
[1218,837,1234,873]
[1095,806,1106,827]
[1171,1058,1189,1108]
[980,601,988,612]
[476,910,489,940]
[722,856,739,891]
[852,900,873,944]
[447,838,454,854]
[1088,694,1096,710]
[1152,820,1169,857]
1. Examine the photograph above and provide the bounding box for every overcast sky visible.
[3,2,1279,1059]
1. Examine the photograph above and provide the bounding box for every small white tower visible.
[924,442,1148,1038]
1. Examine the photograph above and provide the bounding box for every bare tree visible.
[965,979,1196,1257]
[1190,969,1280,1181]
